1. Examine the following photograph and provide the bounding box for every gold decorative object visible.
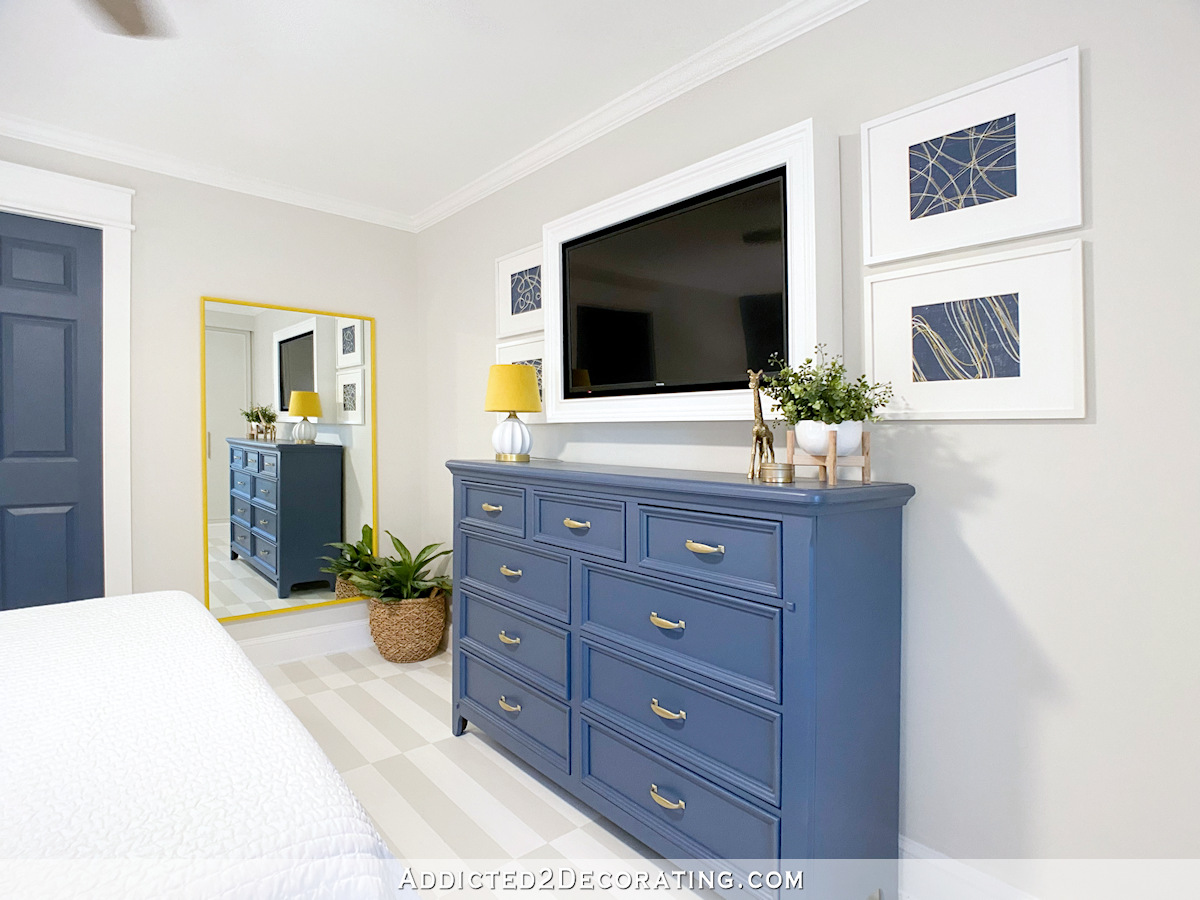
[757,462,794,483]
[747,369,775,479]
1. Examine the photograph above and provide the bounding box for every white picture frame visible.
[861,47,1081,265]
[336,317,364,369]
[334,368,366,425]
[496,336,546,425]
[864,239,1084,420]
[496,244,544,339]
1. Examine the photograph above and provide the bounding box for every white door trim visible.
[0,159,134,595]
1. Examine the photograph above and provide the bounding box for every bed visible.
[0,591,404,899]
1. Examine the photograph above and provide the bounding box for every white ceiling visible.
[0,0,863,230]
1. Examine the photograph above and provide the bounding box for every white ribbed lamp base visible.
[492,412,531,462]
[292,417,317,444]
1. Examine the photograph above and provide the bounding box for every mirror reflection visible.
[202,298,375,621]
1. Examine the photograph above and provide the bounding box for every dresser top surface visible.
[446,458,913,508]
[226,438,342,453]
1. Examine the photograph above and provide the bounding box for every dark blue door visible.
[0,211,104,609]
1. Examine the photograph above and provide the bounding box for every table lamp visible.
[484,364,542,462]
[287,390,322,444]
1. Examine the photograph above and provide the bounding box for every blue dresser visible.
[446,459,914,887]
[228,438,343,599]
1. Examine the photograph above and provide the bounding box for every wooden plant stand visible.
[786,429,871,486]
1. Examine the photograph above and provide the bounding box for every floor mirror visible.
[200,296,377,621]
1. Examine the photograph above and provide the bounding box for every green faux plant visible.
[761,345,893,425]
[239,404,278,425]
[319,524,378,579]
[346,532,452,604]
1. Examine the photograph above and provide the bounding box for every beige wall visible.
[413,0,1200,867]
[0,135,420,611]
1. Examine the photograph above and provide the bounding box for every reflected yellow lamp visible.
[484,364,541,462]
[288,390,322,444]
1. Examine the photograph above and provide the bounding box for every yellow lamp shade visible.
[484,364,542,413]
[288,390,322,419]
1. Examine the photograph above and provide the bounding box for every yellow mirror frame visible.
[199,296,379,621]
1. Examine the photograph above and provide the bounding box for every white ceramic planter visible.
[795,420,863,457]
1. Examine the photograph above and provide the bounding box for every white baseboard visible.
[899,838,1039,900]
[230,617,373,667]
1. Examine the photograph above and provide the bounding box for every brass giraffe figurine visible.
[747,369,774,479]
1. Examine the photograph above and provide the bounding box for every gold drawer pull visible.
[563,517,591,530]
[499,565,522,578]
[498,695,521,713]
[259,518,269,526]
[236,480,246,486]
[497,630,520,645]
[650,698,686,721]
[235,507,247,516]
[258,549,269,557]
[650,784,684,811]
[649,611,685,631]
[260,488,270,495]
[481,503,503,513]
[685,539,725,555]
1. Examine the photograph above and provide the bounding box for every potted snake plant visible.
[320,524,377,600]
[346,533,451,663]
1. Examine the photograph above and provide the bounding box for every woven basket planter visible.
[334,575,362,600]
[368,590,446,663]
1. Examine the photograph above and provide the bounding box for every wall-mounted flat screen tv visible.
[562,167,786,399]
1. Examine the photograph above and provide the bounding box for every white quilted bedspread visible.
[0,591,405,899]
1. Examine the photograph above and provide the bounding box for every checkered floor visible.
[256,645,709,895]
[207,521,334,620]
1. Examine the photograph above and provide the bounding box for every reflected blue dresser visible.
[446,459,914,888]
[228,438,343,599]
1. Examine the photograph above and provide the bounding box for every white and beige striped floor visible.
[256,644,713,896]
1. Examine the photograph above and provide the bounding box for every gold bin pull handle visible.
[649,611,685,631]
[498,695,521,713]
[650,698,686,721]
[650,784,685,811]
[499,565,522,578]
[685,539,725,555]
[481,503,503,512]
[563,517,591,530]
[498,630,521,645]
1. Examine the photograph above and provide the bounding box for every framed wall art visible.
[862,47,1081,265]
[336,317,364,369]
[496,336,546,424]
[864,239,1084,419]
[334,367,366,425]
[496,244,544,339]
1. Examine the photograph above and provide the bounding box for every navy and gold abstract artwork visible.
[912,293,1020,382]
[909,114,1017,219]
[510,265,542,316]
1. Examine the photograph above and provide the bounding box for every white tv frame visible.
[542,118,841,423]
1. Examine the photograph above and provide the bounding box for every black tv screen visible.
[563,168,786,399]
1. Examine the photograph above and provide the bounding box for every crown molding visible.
[0,113,420,232]
[409,0,868,230]
[0,0,866,233]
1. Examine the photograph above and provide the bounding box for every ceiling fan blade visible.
[87,0,154,37]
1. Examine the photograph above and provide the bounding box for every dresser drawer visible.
[253,475,278,507]
[534,492,625,561]
[230,495,252,527]
[460,481,525,537]
[251,505,277,540]
[582,641,780,805]
[230,446,246,469]
[259,451,279,477]
[581,563,781,702]
[462,652,569,770]
[244,448,260,471]
[461,531,570,623]
[581,718,779,861]
[460,591,568,697]
[639,506,782,597]
[230,469,253,498]
[252,535,278,573]
[231,523,252,556]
